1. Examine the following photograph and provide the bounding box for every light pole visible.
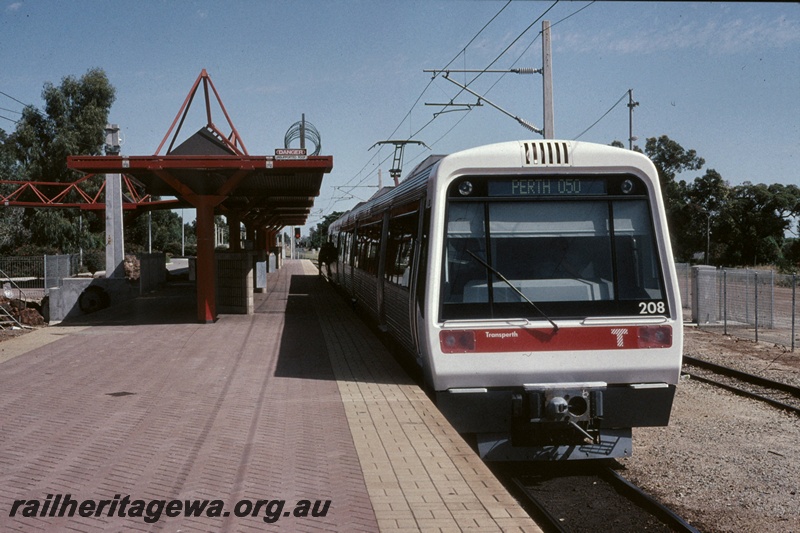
[181,209,185,256]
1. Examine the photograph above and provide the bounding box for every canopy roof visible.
[68,152,332,228]
[67,70,332,228]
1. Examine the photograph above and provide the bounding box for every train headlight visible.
[457,181,473,196]
[439,330,476,353]
[621,179,635,194]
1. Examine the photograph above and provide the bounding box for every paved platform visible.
[0,260,540,532]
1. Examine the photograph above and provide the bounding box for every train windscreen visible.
[440,176,668,321]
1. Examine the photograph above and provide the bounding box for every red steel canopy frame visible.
[67,70,333,323]
[0,173,177,210]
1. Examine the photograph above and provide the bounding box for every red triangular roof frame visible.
[154,69,249,156]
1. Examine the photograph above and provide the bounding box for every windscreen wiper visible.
[466,250,559,332]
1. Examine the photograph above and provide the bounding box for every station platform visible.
[0,260,540,532]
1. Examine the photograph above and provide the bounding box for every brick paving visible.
[0,260,540,532]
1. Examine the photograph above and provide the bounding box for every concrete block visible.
[691,265,719,324]
[47,278,139,323]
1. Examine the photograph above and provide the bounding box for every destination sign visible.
[488,178,606,197]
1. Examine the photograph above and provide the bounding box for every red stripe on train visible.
[439,325,672,353]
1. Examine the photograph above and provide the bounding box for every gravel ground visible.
[621,326,800,533]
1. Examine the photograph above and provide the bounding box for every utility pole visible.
[424,19,554,137]
[300,113,306,150]
[627,89,639,149]
[542,20,554,139]
[104,124,125,278]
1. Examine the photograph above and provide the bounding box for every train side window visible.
[355,221,382,275]
[341,230,354,266]
[386,210,419,288]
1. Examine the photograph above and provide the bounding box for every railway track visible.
[683,356,800,416]
[495,463,699,533]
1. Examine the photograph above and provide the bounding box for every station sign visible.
[275,148,308,160]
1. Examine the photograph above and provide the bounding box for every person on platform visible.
[318,240,337,278]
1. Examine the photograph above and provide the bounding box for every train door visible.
[376,211,390,330]
[331,231,341,283]
[409,199,430,363]
[342,225,355,296]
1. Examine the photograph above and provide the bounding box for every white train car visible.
[328,140,683,460]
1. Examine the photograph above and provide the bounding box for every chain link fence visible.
[0,254,80,300]
[684,263,800,350]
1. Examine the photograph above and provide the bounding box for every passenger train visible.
[327,140,683,460]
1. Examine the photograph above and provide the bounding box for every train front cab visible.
[422,145,683,461]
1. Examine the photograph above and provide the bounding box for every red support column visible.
[194,198,222,323]
[257,228,269,252]
[246,224,256,249]
[228,211,242,251]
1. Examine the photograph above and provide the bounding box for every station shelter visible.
[68,70,333,323]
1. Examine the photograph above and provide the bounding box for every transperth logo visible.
[610,328,629,347]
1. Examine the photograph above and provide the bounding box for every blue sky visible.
[1,1,798,232]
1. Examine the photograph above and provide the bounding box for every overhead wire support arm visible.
[438,72,543,135]
[424,68,541,76]
[425,99,483,117]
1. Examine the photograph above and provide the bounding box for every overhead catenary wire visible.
[402,0,560,159]
[0,90,30,108]
[404,1,595,171]
[319,1,596,220]
[383,0,515,145]
[322,0,516,213]
[0,91,32,126]
[410,1,595,154]
[572,90,629,141]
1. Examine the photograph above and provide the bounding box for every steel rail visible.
[600,468,701,533]
[683,356,800,416]
[507,465,700,533]
[684,356,800,396]
[509,476,568,533]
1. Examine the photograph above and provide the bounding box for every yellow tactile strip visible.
[300,261,541,532]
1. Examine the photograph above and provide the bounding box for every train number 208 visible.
[639,301,666,314]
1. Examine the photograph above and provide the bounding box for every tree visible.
[683,169,730,264]
[308,211,344,249]
[0,68,115,254]
[715,182,800,267]
[125,207,185,255]
[645,135,705,204]
[613,134,800,269]
[9,68,114,183]
[0,130,29,252]
[643,136,705,262]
